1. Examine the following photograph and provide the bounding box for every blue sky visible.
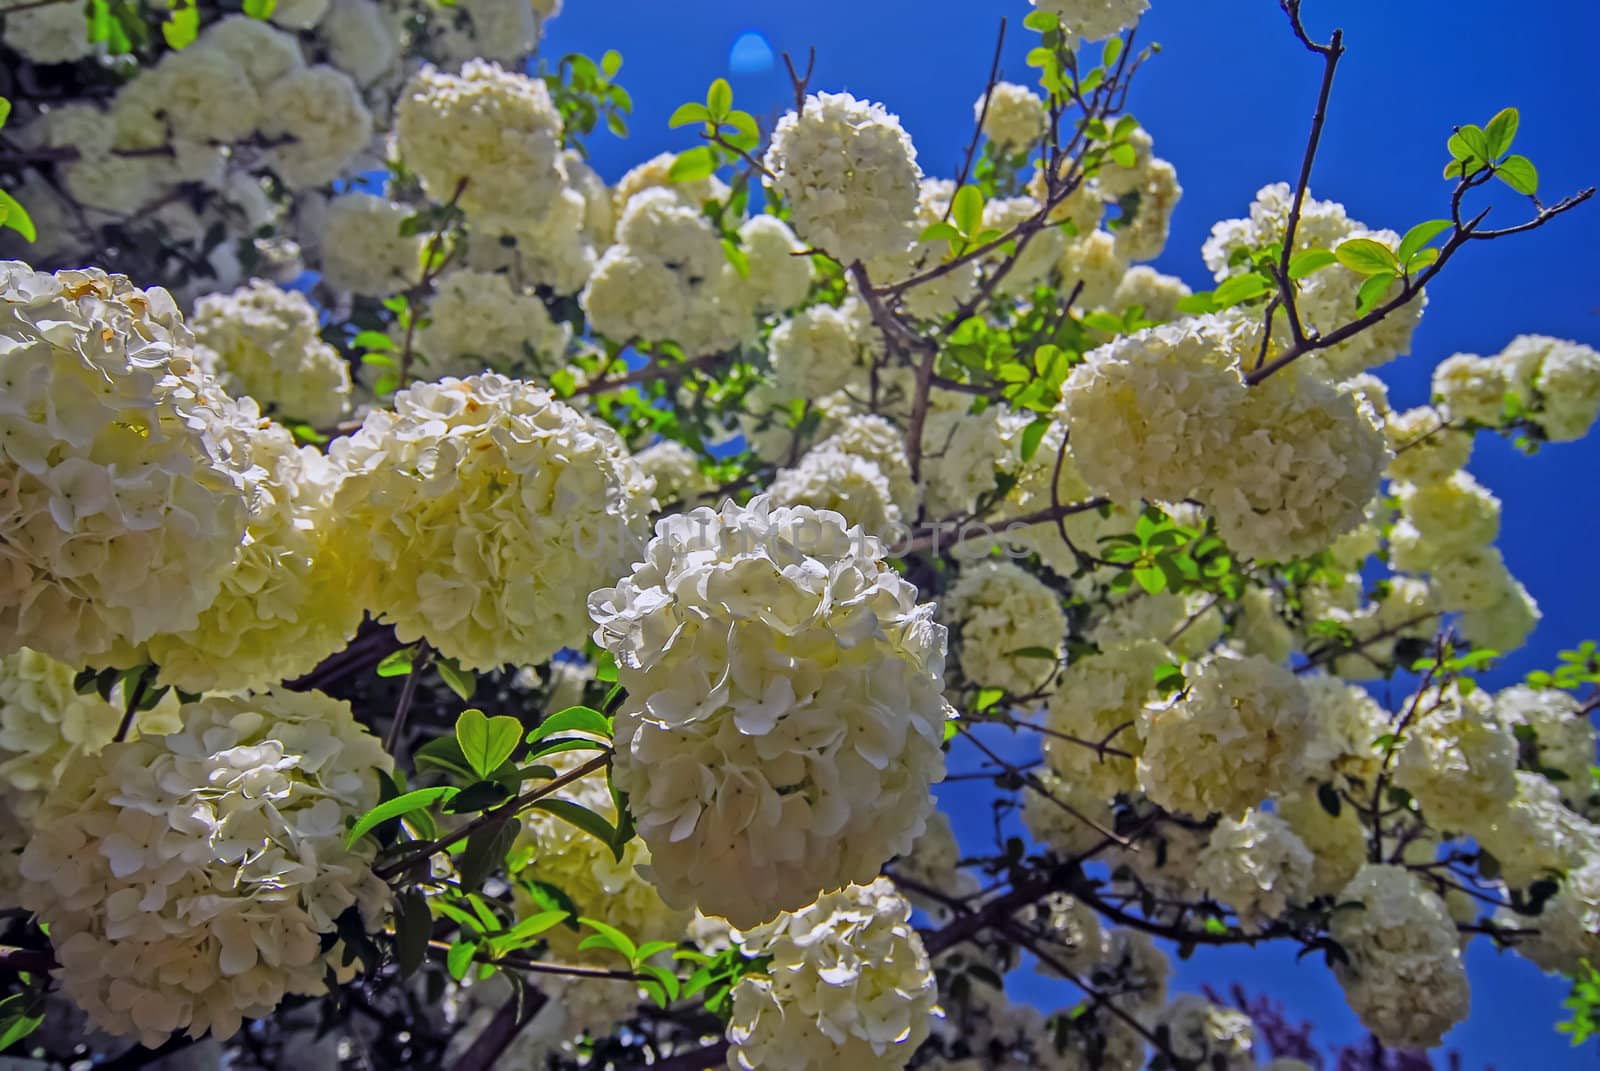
[543,2,1599,1064]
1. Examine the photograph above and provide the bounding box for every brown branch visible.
[447,988,547,1071]
[946,17,1009,214]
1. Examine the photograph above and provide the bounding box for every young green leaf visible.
[577,917,638,963]
[455,708,522,780]
[1211,272,1272,308]
[0,994,43,1051]
[1354,272,1397,317]
[0,191,36,244]
[1286,248,1337,280]
[437,658,476,702]
[531,799,618,852]
[1396,219,1452,263]
[487,909,570,955]
[919,221,962,244]
[376,646,416,678]
[951,185,985,237]
[1333,238,1398,276]
[1019,417,1050,464]
[446,940,478,980]
[601,49,623,78]
[668,146,717,183]
[1454,123,1490,162]
[527,705,612,745]
[706,78,733,121]
[668,102,711,128]
[394,889,433,978]
[975,687,1005,713]
[0,98,11,130]
[241,0,275,17]
[1022,9,1058,31]
[347,786,458,845]
[1496,154,1539,196]
[160,0,198,50]
[1482,106,1519,160]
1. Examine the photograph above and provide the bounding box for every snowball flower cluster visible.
[1191,810,1314,932]
[1329,864,1470,1049]
[725,879,936,1071]
[395,60,567,228]
[0,262,250,665]
[768,446,902,540]
[1468,771,1599,888]
[1500,334,1600,441]
[143,401,362,692]
[331,373,652,670]
[416,270,571,379]
[766,299,879,400]
[192,280,352,426]
[1154,994,1257,1070]
[1033,0,1149,43]
[738,215,817,314]
[1493,684,1597,807]
[1388,470,1500,573]
[1502,857,1600,977]
[1,0,94,63]
[944,561,1065,696]
[1384,405,1472,485]
[582,188,752,355]
[19,690,392,1048]
[316,193,425,298]
[977,82,1048,151]
[765,93,922,265]
[589,497,951,926]
[633,439,711,506]
[1043,639,1166,797]
[1392,681,1517,832]
[1137,653,1315,817]
[1431,352,1509,426]
[259,65,374,189]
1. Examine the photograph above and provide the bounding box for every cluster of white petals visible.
[1494,684,1597,806]
[1388,470,1501,573]
[1191,810,1314,932]
[1392,681,1518,832]
[634,439,712,506]
[1329,864,1470,1049]
[769,445,902,540]
[313,193,424,298]
[1032,0,1149,43]
[0,262,250,665]
[944,561,1065,696]
[416,269,571,379]
[725,879,936,1071]
[977,82,1048,151]
[765,93,922,265]
[589,497,950,927]
[766,298,879,401]
[1298,673,1388,789]
[863,179,982,322]
[1469,771,1599,887]
[1043,639,1165,797]
[1,0,93,62]
[19,690,391,1048]
[1503,857,1600,977]
[1137,653,1314,817]
[1500,334,1600,441]
[260,65,375,189]
[331,373,652,669]
[1384,405,1472,485]
[1152,994,1257,1070]
[192,280,352,426]
[815,414,919,519]
[582,188,752,355]
[892,810,979,919]
[738,215,817,314]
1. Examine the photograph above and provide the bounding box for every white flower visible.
[1432,352,1509,425]
[1231,586,1294,663]
[0,262,251,665]
[318,0,399,86]
[945,562,1065,697]
[1389,471,1501,572]
[1043,640,1166,797]
[769,447,902,540]
[977,82,1048,151]
[589,498,950,927]
[1,0,93,62]
[739,215,816,314]
[416,270,571,379]
[452,0,545,64]
[814,414,919,519]
[766,299,880,400]
[1299,673,1389,790]
[1022,769,1118,860]
[1494,684,1596,807]
[305,194,415,300]
[19,690,392,1049]
[152,46,262,145]
[395,61,567,228]
[1192,810,1314,932]
[1501,857,1600,977]
[1499,333,1600,442]
[1137,653,1315,817]
[863,179,982,322]
[920,394,1031,518]
[1152,994,1256,1070]
[764,93,922,265]
[1468,771,1599,888]
[725,879,937,1071]
[1058,229,1129,307]
[331,373,652,670]
[261,65,373,189]
[467,184,599,297]
[634,440,711,506]
[192,280,351,426]
[142,405,362,692]
[982,196,1064,295]
[1330,864,1470,1049]
[1384,405,1472,485]
[613,151,729,223]
[582,188,754,355]
[1033,0,1149,43]
[1275,788,1370,898]
[1111,158,1182,262]
[268,0,328,29]
[892,810,979,920]
[1392,681,1517,833]
[1108,266,1192,322]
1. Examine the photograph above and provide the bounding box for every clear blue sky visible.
[542,2,1599,1064]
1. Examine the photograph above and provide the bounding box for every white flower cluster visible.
[1137,653,1315,817]
[589,497,950,926]
[818,414,920,519]
[769,445,903,540]
[1388,470,1500,573]
[394,60,567,230]
[738,215,817,314]
[1152,994,1256,1070]
[143,401,361,692]
[0,262,250,665]
[765,93,922,265]
[1469,771,1598,888]
[1061,315,1388,560]
[1043,639,1166,798]
[944,562,1065,696]
[1431,334,1600,442]
[1203,183,1425,379]
[416,269,571,379]
[315,193,425,298]
[863,179,981,322]
[1095,129,1183,263]
[1033,0,1148,43]
[977,82,1048,152]
[192,279,352,426]
[19,690,392,1048]
[331,373,652,670]
[582,188,752,355]
[1329,864,1470,1049]
[1191,810,1314,932]
[1503,856,1600,977]
[1,0,93,63]
[1392,680,1518,832]
[766,298,879,400]
[725,879,936,1071]
[633,439,712,506]
[1494,684,1596,807]
[1383,404,1472,485]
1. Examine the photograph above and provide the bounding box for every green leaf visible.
[577,916,638,963]
[601,49,623,78]
[1022,9,1058,31]
[376,646,416,678]
[437,657,477,702]
[638,963,681,1007]
[0,191,35,244]
[1496,154,1539,196]
[721,238,749,279]
[919,221,962,244]
[440,779,511,813]
[527,705,612,745]
[975,687,1005,713]
[1211,271,1273,308]
[1133,565,1167,594]
[347,786,458,845]
[455,709,522,781]
[668,102,711,129]
[1454,123,1490,162]
[706,78,733,121]
[1355,272,1397,317]
[446,940,478,980]
[530,799,617,851]
[1109,142,1137,168]
[488,909,570,955]
[413,735,477,781]
[1201,917,1228,936]
[1483,106,1519,159]
[0,995,43,1051]
[0,98,11,130]
[525,737,612,760]
[1334,238,1398,276]
[1285,248,1336,280]
[160,0,198,50]
[1020,417,1050,463]
[1396,219,1452,263]
[353,329,394,350]
[394,889,433,978]
[1101,37,1124,68]
[241,0,275,17]
[951,184,984,237]
[669,146,717,183]
[458,816,520,894]
[1174,291,1218,315]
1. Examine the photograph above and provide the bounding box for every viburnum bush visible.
[0,0,1598,1068]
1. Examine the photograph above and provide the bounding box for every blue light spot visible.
[729,31,774,75]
